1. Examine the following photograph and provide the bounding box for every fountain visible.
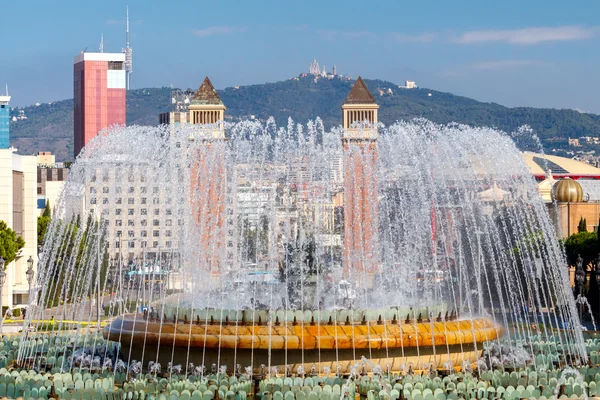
[19,79,584,378]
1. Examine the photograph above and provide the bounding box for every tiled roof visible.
[344,76,376,105]
[191,77,223,105]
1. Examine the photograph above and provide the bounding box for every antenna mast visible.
[122,5,133,90]
[99,33,104,53]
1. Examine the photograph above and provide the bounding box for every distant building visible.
[73,52,127,159]
[309,58,321,76]
[405,81,416,89]
[36,152,68,216]
[568,138,581,147]
[0,148,38,306]
[0,89,10,149]
[36,151,55,167]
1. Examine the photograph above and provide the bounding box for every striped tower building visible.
[341,77,380,279]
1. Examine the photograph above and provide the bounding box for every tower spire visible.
[126,6,130,48]
[122,5,133,90]
[99,33,104,53]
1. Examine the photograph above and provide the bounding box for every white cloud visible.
[471,60,548,70]
[193,26,245,38]
[389,32,435,43]
[455,26,597,45]
[317,30,432,42]
[316,30,376,39]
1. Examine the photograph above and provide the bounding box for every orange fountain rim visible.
[104,315,502,350]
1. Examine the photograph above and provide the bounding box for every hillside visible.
[9,76,600,161]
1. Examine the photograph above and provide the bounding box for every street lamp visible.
[0,257,6,331]
[26,256,34,291]
[575,254,585,323]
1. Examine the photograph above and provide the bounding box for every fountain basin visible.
[104,314,502,373]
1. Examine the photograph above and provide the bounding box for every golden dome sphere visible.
[553,178,584,203]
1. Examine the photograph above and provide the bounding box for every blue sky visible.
[1,0,599,113]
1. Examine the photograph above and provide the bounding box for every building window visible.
[116,220,122,226]
[102,209,110,215]
[116,230,122,237]
[153,187,159,194]
[165,241,172,248]
[128,230,135,237]
[141,220,147,226]
[141,231,147,237]
[141,209,147,215]
[153,198,160,205]
[141,187,147,194]
[154,209,160,216]
[90,197,97,204]
[37,187,42,195]
[153,241,158,248]
[128,209,135,215]
[141,241,147,248]
[153,220,159,226]
[153,230,159,237]
[141,198,147,205]
[128,220,134,226]
[103,198,109,204]
[128,175,135,183]
[128,198,135,205]
[128,187,135,193]
[166,219,172,226]
[166,209,172,216]
[103,187,109,193]
[115,242,120,248]
[116,198,122,204]
[166,197,172,204]
[116,187,122,194]
[116,209,122,215]
[128,241,135,248]
[166,230,172,237]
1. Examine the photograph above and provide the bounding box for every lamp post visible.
[26,256,34,302]
[0,257,6,332]
[575,254,585,324]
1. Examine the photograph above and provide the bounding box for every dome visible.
[553,178,584,202]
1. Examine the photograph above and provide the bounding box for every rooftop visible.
[343,76,376,105]
[191,77,224,106]
[73,52,126,64]
[521,152,600,177]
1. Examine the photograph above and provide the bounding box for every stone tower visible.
[188,77,227,274]
[341,77,379,278]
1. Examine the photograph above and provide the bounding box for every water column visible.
[341,77,380,280]
[188,77,227,276]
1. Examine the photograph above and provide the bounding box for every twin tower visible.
[188,77,379,278]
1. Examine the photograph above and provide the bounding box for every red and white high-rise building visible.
[73,52,126,158]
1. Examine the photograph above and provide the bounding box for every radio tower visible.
[122,6,133,90]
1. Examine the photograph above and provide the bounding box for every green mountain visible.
[9,76,600,161]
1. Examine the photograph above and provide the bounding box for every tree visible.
[0,221,25,266]
[38,200,52,246]
[578,217,587,233]
[563,231,598,268]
